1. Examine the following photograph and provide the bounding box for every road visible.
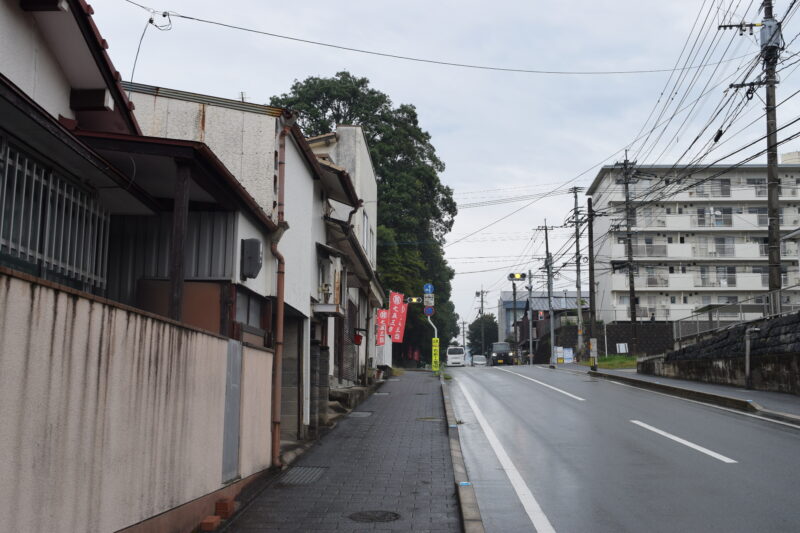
[448,365,800,533]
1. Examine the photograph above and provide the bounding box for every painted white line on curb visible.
[606,380,800,430]
[458,381,556,533]
[495,368,585,401]
[630,420,737,464]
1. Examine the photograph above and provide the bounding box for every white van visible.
[446,346,465,367]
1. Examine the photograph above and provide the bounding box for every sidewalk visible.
[561,363,800,420]
[225,370,460,532]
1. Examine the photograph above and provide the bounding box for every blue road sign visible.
[423,306,435,316]
[423,283,434,294]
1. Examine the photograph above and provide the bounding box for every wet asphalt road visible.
[448,365,800,533]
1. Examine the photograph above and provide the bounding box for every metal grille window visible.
[0,131,110,288]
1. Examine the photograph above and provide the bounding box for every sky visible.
[93,0,800,331]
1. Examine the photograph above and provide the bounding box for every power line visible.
[123,0,755,76]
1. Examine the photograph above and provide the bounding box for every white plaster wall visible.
[0,273,273,533]
[0,0,74,119]
[235,212,273,297]
[129,92,276,214]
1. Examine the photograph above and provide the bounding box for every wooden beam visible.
[168,161,191,321]
[70,89,113,111]
[19,0,67,11]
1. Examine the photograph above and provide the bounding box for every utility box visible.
[240,238,263,280]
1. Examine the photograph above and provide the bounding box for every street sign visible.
[423,306,435,316]
[423,294,434,306]
[423,283,434,294]
[432,337,440,372]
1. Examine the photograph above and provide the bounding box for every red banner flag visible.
[376,309,388,346]
[387,291,404,335]
[391,303,408,343]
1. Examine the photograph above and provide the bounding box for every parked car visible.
[472,355,487,367]
[446,346,466,366]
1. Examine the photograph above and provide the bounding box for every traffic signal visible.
[406,297,422,303]
[507,272,527,281]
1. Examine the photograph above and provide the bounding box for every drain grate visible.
[374,392,390,396]
[348,411,373,418]
[416,417,443,422]
[415,392,429,395]
[348,510,401,523]
[278,466,327,486]
[388,378,400,381]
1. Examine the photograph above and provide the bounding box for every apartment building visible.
[587,160,800,323]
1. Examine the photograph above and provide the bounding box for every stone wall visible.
[639,310,800,395]
[533,322,674,361]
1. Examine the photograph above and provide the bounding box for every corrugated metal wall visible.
[106,212,235,305]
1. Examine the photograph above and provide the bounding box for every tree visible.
[467,314,499,355]
[271,72,458,354]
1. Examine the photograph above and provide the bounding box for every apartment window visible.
[683,296,688,304]
[678,207,684,214]
[669,266,675,273]
[680,236,685,244]
[666,207,672,215]
[670,296,676,304]
[667,236,673,244]
[681,265,687,273]
[702,296,711,305]
[362,211,370,258]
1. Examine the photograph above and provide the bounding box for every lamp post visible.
[508,273,527,364]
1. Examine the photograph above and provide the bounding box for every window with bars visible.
[0,131,110,288]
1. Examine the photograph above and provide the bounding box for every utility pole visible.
[475,287,487,356]
[511,280,518,359]
[720,1,784,310]
[587,197,597,342]
[621,153,639,357]
[539,221,556,368]
[570,186,585,358]
[527,269,534,365]
[460,319,467,348]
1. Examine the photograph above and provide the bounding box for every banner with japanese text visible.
[387,291,404,335]
[376,309,388,346]
[391,303,408,343]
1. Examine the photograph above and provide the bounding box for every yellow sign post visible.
[431,337,440,372]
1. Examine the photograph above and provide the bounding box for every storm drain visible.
[416,417,443,422]
[348,511,401,523]
[373,392,390,396]
[415,393,429,395]
[348,411,373,418]
[388,378,400,381]
[278,466,327,486]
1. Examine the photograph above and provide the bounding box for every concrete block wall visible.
[0,270,274,532]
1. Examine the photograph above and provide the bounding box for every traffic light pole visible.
[544,222,556,368]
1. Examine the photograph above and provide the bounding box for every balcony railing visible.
[690,216,733,228]
[694,275,737,287]
[631,244,667,257]
[693,245,735,257]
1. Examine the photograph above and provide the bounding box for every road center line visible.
[495,368,586,401]
[630,420,737,464]
[458,381,557,533]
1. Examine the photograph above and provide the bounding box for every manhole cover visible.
[348,411,373,418]
[416,417,443,422]
[415,393,428,395]
[374,392,390,396]
[348,511,401,523]
[278,466,327,486]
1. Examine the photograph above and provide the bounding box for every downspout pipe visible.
[271,111,294,469]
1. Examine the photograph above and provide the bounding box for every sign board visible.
[392,304,409,343]
[589,338,598,358]
[423,294,434,306]
[431,337,440,371]
[423,306,435,316]
[387,292,404,335]
[423,283,434,294]
[616,343,629,354]
[563,347,574,364]
[555,346,564,364]
[376,309,388,346]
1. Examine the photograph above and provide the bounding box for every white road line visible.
[495,368,586,401]
[606,379,800,430]
[458,381,557,533]
[630,420,738,464]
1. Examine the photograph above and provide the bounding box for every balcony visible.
[692,244,735,258]
[690,215,733,228]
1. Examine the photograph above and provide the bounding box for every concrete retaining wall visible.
[0,271,273,532]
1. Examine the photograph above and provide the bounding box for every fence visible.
[673,284,800,345]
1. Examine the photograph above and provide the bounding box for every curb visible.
[587,370,762,412]
[440,379,485,533]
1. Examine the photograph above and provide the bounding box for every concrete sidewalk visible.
[225,370,460,532]
[560,363,800,421]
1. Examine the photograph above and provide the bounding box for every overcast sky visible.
[94,0,800,331]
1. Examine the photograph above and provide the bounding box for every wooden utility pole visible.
[476,287,487,355]
[570,187,585,357]
[461,319,467,348]
[542,222,556,367]
[622,154,639,357]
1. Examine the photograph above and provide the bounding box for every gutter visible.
[271,111,295,468]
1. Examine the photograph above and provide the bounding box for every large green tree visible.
[467,314,499,355]
[271,72,459,356]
